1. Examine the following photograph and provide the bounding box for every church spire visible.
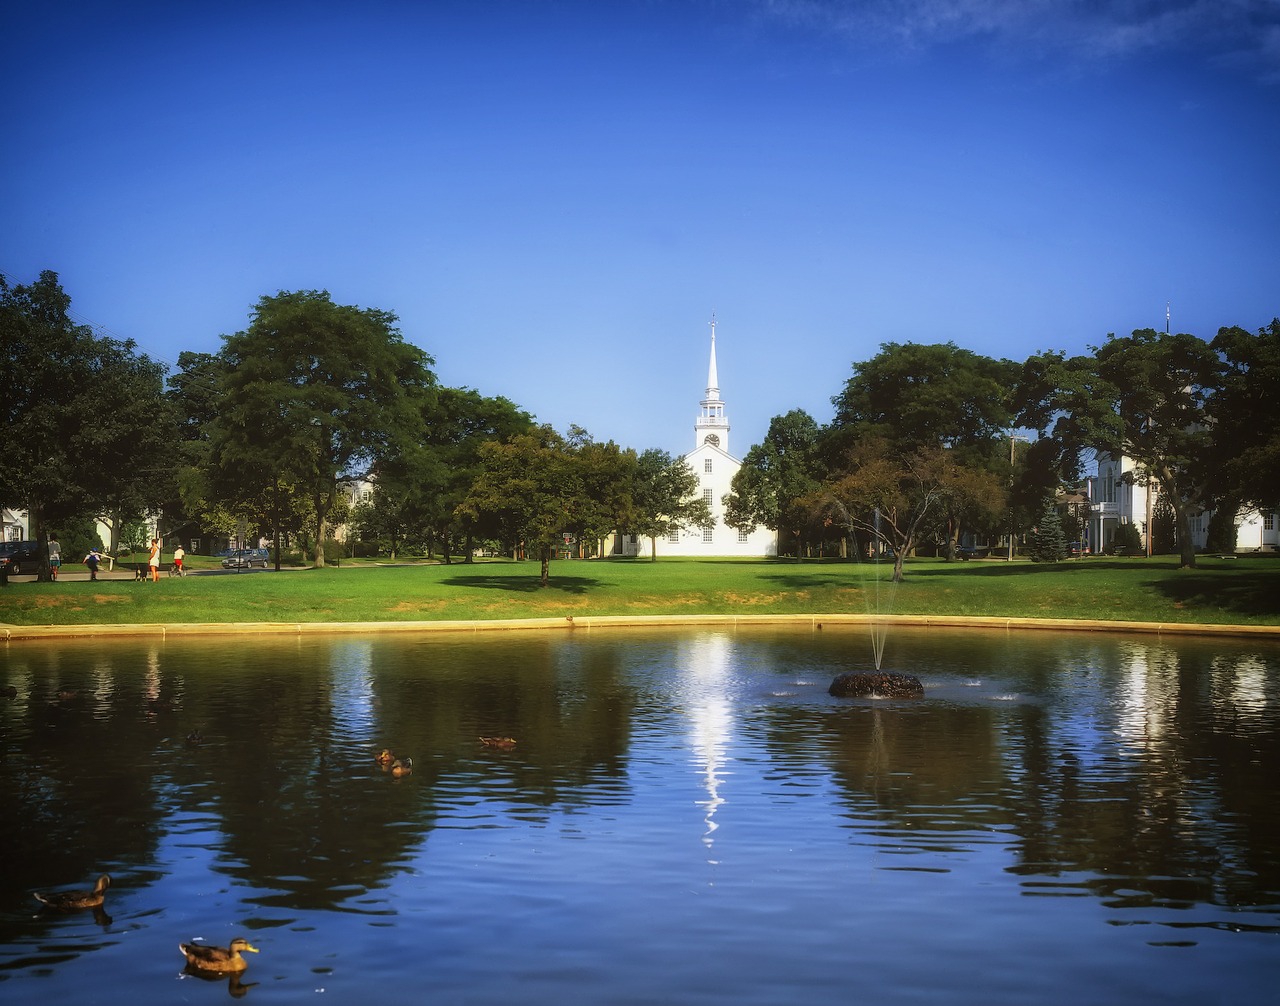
[695,314,730,455]
[706,314,720,398]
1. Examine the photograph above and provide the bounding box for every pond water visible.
[2,625,1279,1005]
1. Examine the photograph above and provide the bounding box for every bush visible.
[1110,522,1144,553]
[45,519,105,565]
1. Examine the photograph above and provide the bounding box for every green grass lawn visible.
[2,555,1279,627]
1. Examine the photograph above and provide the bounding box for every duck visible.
[374,748,395,766]
[179,937,260,972]
[185,729,204,747]
[479,736,517,750]
[34,873,111,910]
[390,757,413,777]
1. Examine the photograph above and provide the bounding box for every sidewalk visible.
[3,566,195,582]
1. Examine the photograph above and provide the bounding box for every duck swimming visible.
[479,736,517,750]
[390,757,413,777]
[375,748,395,766]
[179,937,260,972]
[34,873,111,910]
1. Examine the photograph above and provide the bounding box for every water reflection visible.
[2,627,1279,1004]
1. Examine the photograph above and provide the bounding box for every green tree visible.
[1204,504,1238,555]
[814,440,1005,581]
[0,270,173,578]
[1150,495,1177,555]
[821,343,1016,572]
[832,341,1019,452]
[1015,329,1222,569]
[457,425,637,586]
[1209,319,1280,511]
[165,350,236,551]
[211,290,437,567]
[621,448,713,560]
[1027,496,1068,562]
[724,409,823,557]
[425,388,534,562]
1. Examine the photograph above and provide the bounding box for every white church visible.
[608,320,778,558]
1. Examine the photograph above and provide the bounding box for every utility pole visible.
[1007,430,1027,561]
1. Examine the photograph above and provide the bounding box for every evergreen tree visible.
[1151,495,1177,555]
[1205,505,1238,554]
[1027,496,1068,562]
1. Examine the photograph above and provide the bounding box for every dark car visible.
[0,540,42,575]
[221,548,269,569]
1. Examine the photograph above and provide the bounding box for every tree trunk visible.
[650,535,657,561]
[1156,468,1197,568]
[539,544,550,587]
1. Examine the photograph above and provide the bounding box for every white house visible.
[609,320,777,558]
[1087,452,1279,553]
[1085,453,1155,552]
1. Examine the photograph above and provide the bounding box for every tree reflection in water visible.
[1,626,1278,1003]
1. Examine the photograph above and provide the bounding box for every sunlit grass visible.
[1,555,1277,627]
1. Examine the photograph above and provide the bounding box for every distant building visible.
[609,320,777,558]
[1085,453,1154,552]
[1086,452,1279,553]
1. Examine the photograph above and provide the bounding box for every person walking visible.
[148,538,161,583]
[172,544,185,576]
[84,547,102,580]
[48,534,61,580]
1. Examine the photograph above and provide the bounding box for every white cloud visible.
[742,0,1280,77]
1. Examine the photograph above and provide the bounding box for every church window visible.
[704,458,712,473]
[703,488,713,506]
[668,529,680,543]
[1266,512,1276,531]
[702,526,714,543]
[737,528,749,543]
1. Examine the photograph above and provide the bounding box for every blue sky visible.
[4,0,1278,457]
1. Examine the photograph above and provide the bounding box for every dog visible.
[133,563,147,582]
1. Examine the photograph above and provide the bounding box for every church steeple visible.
[695,315,730,455]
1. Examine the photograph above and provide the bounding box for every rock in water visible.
[829,672,924,699]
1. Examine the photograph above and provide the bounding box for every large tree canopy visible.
[1209,319,1280,512]
[619,448,712,559]
[822,343,1018,571]
[0,270,172,574]
[832,341,1019,453]
[724,409,823,555]
[1015,328,1222,568]
[211,290,437,567]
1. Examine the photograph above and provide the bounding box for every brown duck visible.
[479,736,517,750]
[34,873,111,910]
[390,757,413,777]
[375,748,395,766]
[179,937,260,972]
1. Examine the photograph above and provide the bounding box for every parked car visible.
[0,540,42,575]
[221,548,269,569]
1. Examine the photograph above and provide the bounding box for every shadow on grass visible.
[909,560,1187,577]
[442,574,605,595]
[1148,571,1280,617]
